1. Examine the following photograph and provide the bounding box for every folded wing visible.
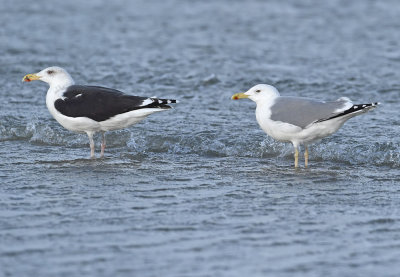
[54,85,176,122]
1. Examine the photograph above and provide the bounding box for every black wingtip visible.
[347,103,379,114]
[315,102,379,124]
[156,99,178,104]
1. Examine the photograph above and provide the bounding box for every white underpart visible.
[99,108,167,131]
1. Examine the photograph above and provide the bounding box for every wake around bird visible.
[23,66,178,158]
[232,84,379,168]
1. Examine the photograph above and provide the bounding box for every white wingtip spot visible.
[140,98,153,106]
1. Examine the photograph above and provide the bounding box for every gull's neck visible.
[46,76,75,119]
[255,95,280,128]
[255,94,279,109]
[48,76,75,92]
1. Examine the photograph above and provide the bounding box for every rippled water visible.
[1,0,400,276]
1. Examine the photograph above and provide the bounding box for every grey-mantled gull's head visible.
[231,84,280,103]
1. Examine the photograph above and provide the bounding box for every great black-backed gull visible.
[232,84,379,168]
[23,66,178,158]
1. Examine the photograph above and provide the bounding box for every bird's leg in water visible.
[100,132,106,158]
[87,132,95,159]
[304,145,309,168]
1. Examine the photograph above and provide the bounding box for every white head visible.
[22,66,74,88]
[232,84,280,103]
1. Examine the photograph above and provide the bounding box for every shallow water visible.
[1,0,400,276]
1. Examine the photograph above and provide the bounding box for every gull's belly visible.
[255,107,298,142]
[256,114,345,144]
[258,118,301,142]
[99,108,168,131]
[299,119,346,143]
[52,112,101,133]
[99,114,145,131]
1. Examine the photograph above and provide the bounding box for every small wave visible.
[311,141,400,168]
[0,118,86,146]
[199,74,220,86]
[1,117,398,167]
[0,116,37,142]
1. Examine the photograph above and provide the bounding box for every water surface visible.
[1,0,400,276]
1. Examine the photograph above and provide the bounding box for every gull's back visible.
[269,97,351,129]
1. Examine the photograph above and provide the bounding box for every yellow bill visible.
[22,73,40,82]
[231,92,248,100]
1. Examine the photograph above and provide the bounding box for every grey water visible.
[1,0,399,276]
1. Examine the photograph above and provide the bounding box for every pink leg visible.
[100,132,106,158]
[87,132,95,159]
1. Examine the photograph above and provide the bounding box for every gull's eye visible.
[255,89,261,93]
[47,70,55,75]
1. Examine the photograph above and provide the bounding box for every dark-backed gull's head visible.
[232,84,280,103]
[22,66,74,87]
